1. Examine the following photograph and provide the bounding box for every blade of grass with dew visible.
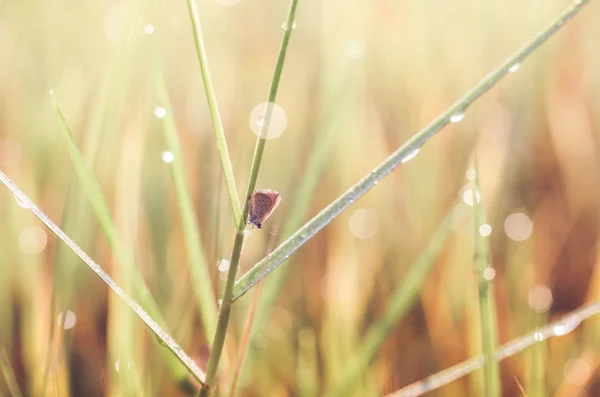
[231,77,352,395]
[185,0,242,227]
[50,93,200,393]
[0,347,23,397]
[526,311,547,397]
[232,0,592,300]
[199,1,300,395]
[385,299,600,397]
[471,160,501,397]
[155,69,219,342]
[0,171,206,389]
[325,203,468,397]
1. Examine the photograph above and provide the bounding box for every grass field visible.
[1,0,599,396]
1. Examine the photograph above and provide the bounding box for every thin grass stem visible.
[50,92,201,392]
[185,0,242,226]
[471,159,501,397]
[155,70,219,340]
[232,0,592,300]
[385,298,600,397]
[198,1,299,395]
[0,170,206,386]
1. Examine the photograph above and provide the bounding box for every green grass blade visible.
[471,161,501,397]
[231,79,351,394]
[385,299,600,397]
[0,170,206,386]
[199,1,300,395]
[232,0,592,300]
[185,0,242,226]
[154,71,219,340]
[49,93,204,390]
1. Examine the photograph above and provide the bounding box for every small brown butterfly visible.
[248,189,281,229]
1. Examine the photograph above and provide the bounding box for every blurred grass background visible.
[1,0,600,396]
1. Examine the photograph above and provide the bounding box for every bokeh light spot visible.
[479,224,492,236]
[483,267,496,280]
[504,212,533,241]
[528,285,553,312]
[19,226,47,254]
[348,209,378,240]
[460,186,481,207]
[217,259,230,272]
[249,102,287,139]
[57,311,77,330]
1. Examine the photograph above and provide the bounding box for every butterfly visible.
[247,189,281,229]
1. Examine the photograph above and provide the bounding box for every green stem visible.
[155,69,218,341]
[0,170,207,386]
[198,1,299,395]
[232,0,592,301]
[471,158,500,397]
[185,0,242,226]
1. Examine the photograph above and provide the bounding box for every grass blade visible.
[185,0,242,226]
[471,160,501,397]
[231,79,351,394]
[0,170,206,385]
[199,0,300,395]
[232,0,592,300]
[155,69,219,341]
[385,299,600,397]
[50,92,202,391]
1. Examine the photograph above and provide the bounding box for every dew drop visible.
[161,151,174,163]
[144,24,155,35]
[508,63,521,73]
[450,112,465,123]
[553,317,581,336]
[281,21,297,30]
[14,193,29,209]
[401,148,420,163]
[154,106,166,118]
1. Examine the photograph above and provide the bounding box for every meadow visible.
[1,0,599,396]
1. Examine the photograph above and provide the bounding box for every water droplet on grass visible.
[450,112,465,123]
[508,63,521,73]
